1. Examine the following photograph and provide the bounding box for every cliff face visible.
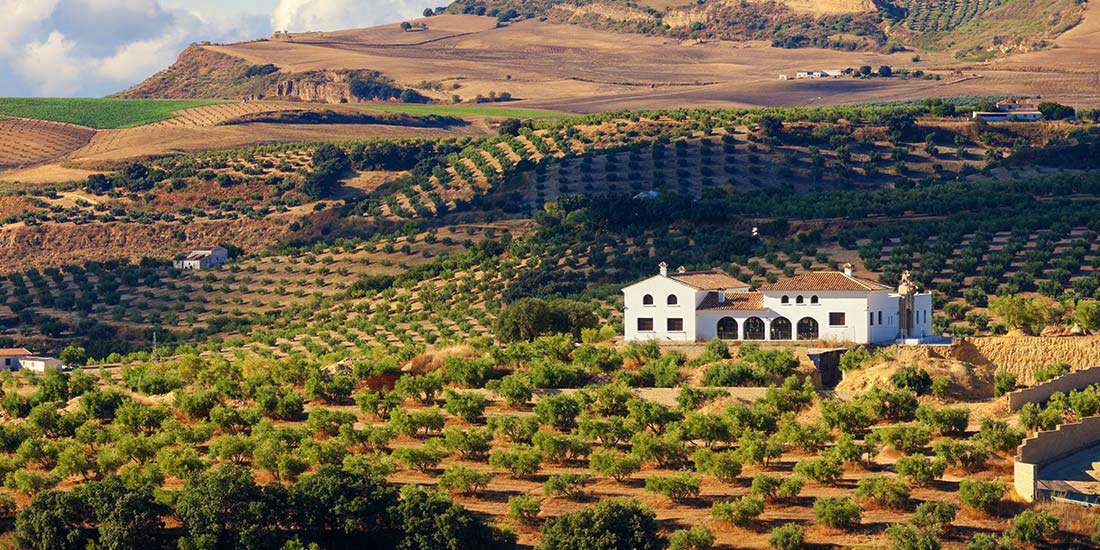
[272,71,356,103]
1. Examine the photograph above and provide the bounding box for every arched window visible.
[743,317,765,340]
[810,295,819,304]
[717,317,738,340]
[797,317,819,340]
[781,296,790,304]
[643,294,654,306]
[667,294,678,306]
[770,317,792,340]
[796,295,804,304]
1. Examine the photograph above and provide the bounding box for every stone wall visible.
[951,335,1100,384]
[1007,365,1100,411]
[1014,415,1100,501]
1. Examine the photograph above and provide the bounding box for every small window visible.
[638,318,654,331]
[781,295,790,304]
[829,312,846,326]
[810,295,819,304]
[667,294,678,306]
[643,294,654,306]
[878,311,883,325]
[667,318,684,331]
[796,296,804,304]
[869,311,874,326]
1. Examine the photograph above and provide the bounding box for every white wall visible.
[623,276,700,342]
[868,292,900,344]
[759,290,886,344]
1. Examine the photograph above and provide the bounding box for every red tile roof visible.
[668,270,749,290]
[758,271,890,292]
[0,348,31,357]
[697,292,765,311]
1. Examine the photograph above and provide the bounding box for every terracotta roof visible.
[667,270,749,290]
[698,292,765,311]
[758,271,890,292]
[0,348,31,357]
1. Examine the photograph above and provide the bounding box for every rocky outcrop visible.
[273,71,355,103]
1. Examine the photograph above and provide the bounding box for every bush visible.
[992,371,1017,397]
[644,473,701,502]
[693,448,742,483]
[895,454,946,487]
[884,523,942,550]
[793,457,843,485]
[813,497,861,530]
[891,365,932,395]
[507,494,541,524]
[545,473,592,500]
[589,450,642,482]
[539,498,664,550]
[490,446,542,478]
[494,297,597,342]
[443,390,488,422]
[1034,362,1070,383]
[856,476,910,509]
[1007,510,1059,544]
[769,523,805,550]
[958,478,1005,514]
[487,374,532,407]
[871,424,931,454]
[533,393,582,430]
[438,465,492,496]
[915,405,969,436]
[711,496,765,527]
[669,525,714,550]
[911,500,957,535]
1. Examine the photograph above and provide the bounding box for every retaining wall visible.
[1007,365,1100,411]
[951,335,1100,384]
[1014,415,1100,502]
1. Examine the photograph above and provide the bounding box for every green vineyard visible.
[891,0,1005,31]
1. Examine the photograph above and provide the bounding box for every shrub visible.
[992,371,1017,397]
[490,446,542,478]
[769,523,805,550]
[974,418,1025,454]
[692,448,742,483]
[895,455,946,487]
[507,494,541,524]
[884,523,942,550]
[1007,510,1059,544]
[793,457,843,485]
[958,478,1005,514]
[871,424,931,454]
[438,465,492,496]
[534,393,582,430]
[915,405,970,436]
[1034,362,1070,382]
[711,496,765,527]
[855,476,910,509]
[966,533,1001,550]
[589,450,642,482]
[539,498,664,550]
[487,374,533,408]
[813,497,861,530]
[544,473,592,500]
[392,444,445,473]
[443,390,488,422]
[891,364,932,395]
[644,473,701,502]
[669,525,714,550]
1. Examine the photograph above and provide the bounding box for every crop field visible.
[352,104,567,119]
[0,118,95,168]
[0,98,227,129]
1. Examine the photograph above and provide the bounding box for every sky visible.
[0,0,440,97]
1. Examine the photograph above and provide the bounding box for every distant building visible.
[779,74,792,80]
[0,348,63,371]
[622,263,933,345]
[174,246,229,270]
[972,98,1043,122]
[0,348,31,370]
[19,356,63,372]
[794,69,850,80]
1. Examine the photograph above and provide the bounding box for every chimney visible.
[718,289,726,303]
[659,262,668,277]
[843,263,853,277]
[677,266,686,274]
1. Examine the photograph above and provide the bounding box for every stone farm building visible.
[623,263,932,345]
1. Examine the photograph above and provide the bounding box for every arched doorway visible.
[743,317,765,340]
[717,317,738,340]
[797,317,819,340]
[770,317,791,340]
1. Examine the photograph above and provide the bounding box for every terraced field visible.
[896,0,1005,31]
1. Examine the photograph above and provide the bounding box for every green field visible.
[351,103,568,119]
[0,98,228,129]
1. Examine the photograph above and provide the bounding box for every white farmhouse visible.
[623,263,933,345]
[173,246,229,270]
[0,348,31,370]
[19,356,63,372]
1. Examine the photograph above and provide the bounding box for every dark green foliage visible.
[539,499,664,550]
[494,297,597,342]
[812,497,861,530]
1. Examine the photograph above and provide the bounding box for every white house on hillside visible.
[174,246,229,270]
[623,263,933,345]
